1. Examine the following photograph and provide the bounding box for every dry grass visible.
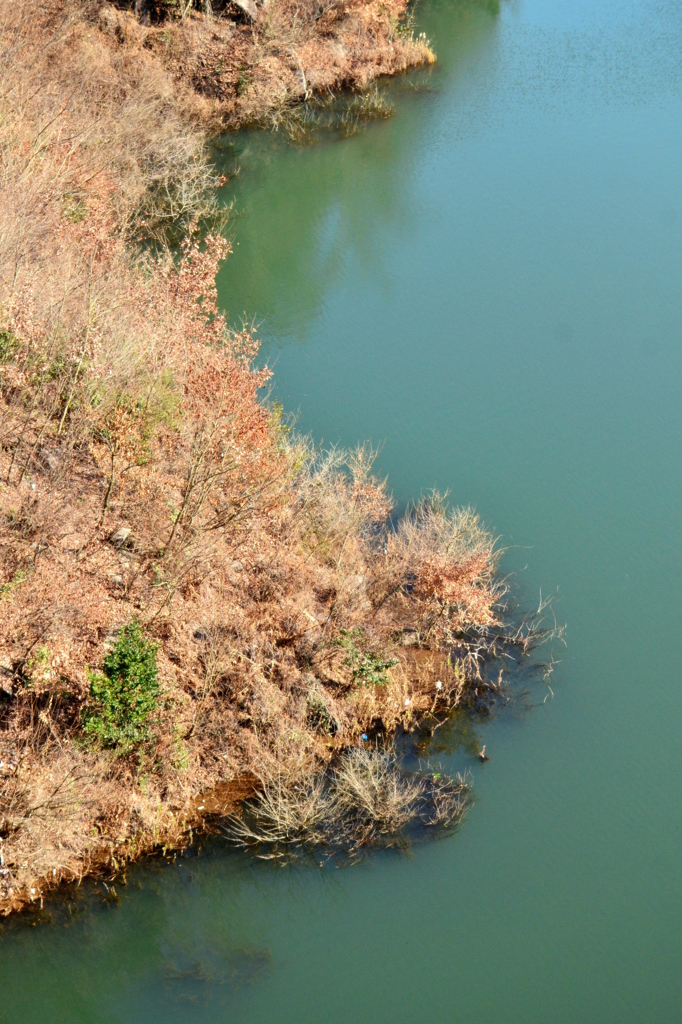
[1,1,225,246]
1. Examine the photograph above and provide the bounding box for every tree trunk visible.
[135,0,152,25]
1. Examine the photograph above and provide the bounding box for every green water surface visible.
[2,0,682,1020]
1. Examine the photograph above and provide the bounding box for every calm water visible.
[3,0,682,1019]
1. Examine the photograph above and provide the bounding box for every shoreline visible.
[0,0,552,919]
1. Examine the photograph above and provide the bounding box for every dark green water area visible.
[2,0,682,1019]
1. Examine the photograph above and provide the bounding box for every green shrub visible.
[334,628,398,687]
[61,192,88,223]
[306,687,339,735]
[0,328,18,364]
[82,618,159,752]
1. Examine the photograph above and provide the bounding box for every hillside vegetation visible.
[0,0,549,915]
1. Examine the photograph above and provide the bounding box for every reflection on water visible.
[214,0,502,342]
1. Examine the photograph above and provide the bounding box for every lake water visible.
[2,0,682,1019]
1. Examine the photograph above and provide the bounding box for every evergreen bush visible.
[82,619,159,752]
